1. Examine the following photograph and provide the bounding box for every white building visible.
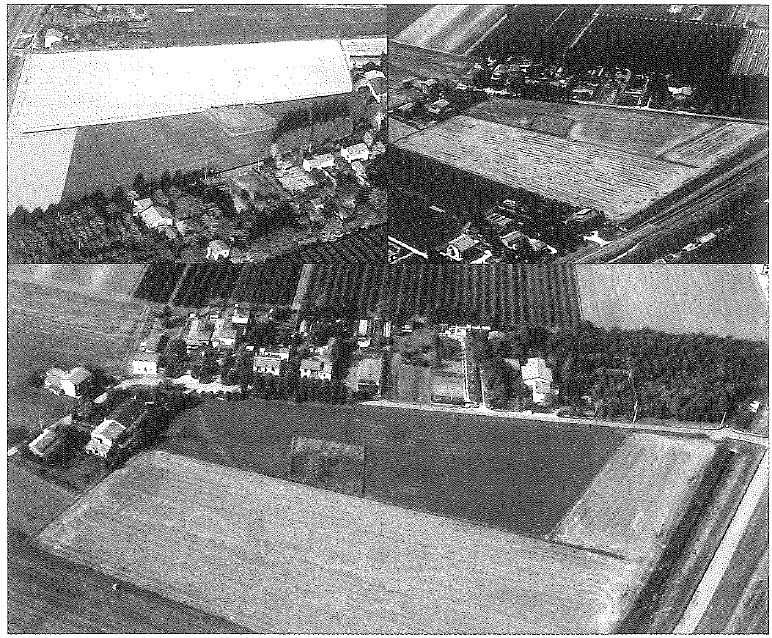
[303,153,336,172]
[138,205,174,229]
[132,352,159,376]
[253,355,283,376]
[206,239,231,261]
[521,357,554,404]
[341,143,370,163]
[59,367,92,398]
[300,356,333,381]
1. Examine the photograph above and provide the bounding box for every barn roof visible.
[10,40,353,133]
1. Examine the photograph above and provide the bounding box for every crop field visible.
[7,461,79,537]
[388,353,433,403]
[7,129,77,211]
[62,112,268,199]
[171,263,301,307]
[576,265,769,341]
[145,4,385,48]
[663,121,769,168]
[8,531,245,634]
[10,41,352,133]
[393,5,508,56]
[394,115,700,221]
[300,264,581,326]
[164,400,624,536]
[8,264,146,301]
[465,98,724,161]
[38,451,643,634]
[554,434,716,564]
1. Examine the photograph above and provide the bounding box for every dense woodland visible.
[474,322,768,422]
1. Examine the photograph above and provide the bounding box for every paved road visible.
[673,450,769,633]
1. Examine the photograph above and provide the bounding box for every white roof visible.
[10,40,353,133]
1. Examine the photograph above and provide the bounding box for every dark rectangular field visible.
[164,400,625,536]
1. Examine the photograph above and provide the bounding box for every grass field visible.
[7,461,79,537]
[38,451,644,634]
[164,400,625,536]
[553,434,716,564]
[8,265,146,301]
[7,128,77,211]
[145,4,385,47]
[576,265,769,341]
[7,531,246,634]
[394,114,700,221]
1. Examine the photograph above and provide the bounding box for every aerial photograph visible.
[7,4,387,263]
[7,262,769,633]
[387,4,769,264]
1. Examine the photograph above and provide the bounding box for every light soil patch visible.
[553,433,716,564]
[7,129,77,211]
[576,264,769,342]
[39,450,645,634]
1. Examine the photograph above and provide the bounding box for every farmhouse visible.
[300,356,333,381]
[253,355,283,376]
[211,315,237,348]
[521,357,554,404]
[132,352,159,376]
[55,367,92,398]
[85,398,148,459]
[137,205,174,229]
[184,317,213,349]
[303,153,336,172]
[341,143,370,163]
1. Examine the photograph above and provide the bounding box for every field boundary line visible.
[673,450,769,634]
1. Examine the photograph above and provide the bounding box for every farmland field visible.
[7,461,79,537]
[164,399,624,536]
[8,264,146,301]
[7,129,77,211]
[62,95,356,199]
[576,265,769,341]
[393,5,508,55]
[393,114,700,221]
[145,4,385,48]
[465,98,725,161]
[554,434,716,564]
[8,531,246,634]
[38,451,643,634]
[10,41,352,133]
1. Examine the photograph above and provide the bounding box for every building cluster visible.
[33,5,149,51]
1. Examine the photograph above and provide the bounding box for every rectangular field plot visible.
[576,265,769,342]
[8,265,146,301]
[288,436,365,496]
[7,129,77,211]
[165,400,624,536]
[10,42,352,133]
[39,451,643,634]
[394,115,699,220]
[553,434,716,564]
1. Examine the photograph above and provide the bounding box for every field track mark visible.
[674,450,770,633]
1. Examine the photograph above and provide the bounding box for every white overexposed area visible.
[9,40,353,133]
[7,129,78,211]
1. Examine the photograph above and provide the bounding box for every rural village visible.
[387,4,768,265]
[8,263,770,634]
[6,3,770,637]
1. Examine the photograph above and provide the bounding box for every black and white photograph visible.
[5,2,771,636]
[7,3,387,263]
[387,4,769,264]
